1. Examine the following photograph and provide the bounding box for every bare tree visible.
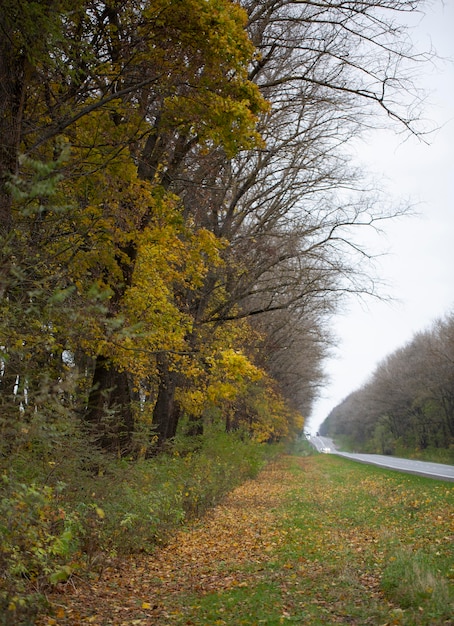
[167,0,430,420]
[321,313,454,453]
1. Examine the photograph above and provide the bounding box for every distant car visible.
[321,447,331,453]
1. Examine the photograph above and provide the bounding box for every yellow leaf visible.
[142,602,151,609]
[95,507,105,519]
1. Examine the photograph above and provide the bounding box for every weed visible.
[382,548,453,620]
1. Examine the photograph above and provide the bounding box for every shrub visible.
[179,428,267,517]
[83,428,269,555]
[0,427,274,623]
[0,477,80,625]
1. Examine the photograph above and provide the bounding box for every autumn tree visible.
[0,0,434,456]
[0,0,267,454]
[164,0,430,428]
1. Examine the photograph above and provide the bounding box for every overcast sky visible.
[308,0,454,433]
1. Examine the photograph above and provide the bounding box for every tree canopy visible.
[0,0,433,457]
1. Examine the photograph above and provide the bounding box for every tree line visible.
[0,0,435,618]
[320,312,454,459]
[0,0,430,462]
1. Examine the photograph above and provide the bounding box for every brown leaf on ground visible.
[39,459,297,625]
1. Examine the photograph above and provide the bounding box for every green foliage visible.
[177,427,267,517]
[0,478,79,624]
[83,428,268,555]
[0,428,269,619]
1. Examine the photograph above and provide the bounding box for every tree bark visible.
[151,352,181,449]
[85,354,135,456]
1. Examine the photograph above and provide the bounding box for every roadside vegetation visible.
[321,314,454,464]
[1,1,445,623]
[36,453,453,625]
[332,435,454,466]
[1,429,280,624]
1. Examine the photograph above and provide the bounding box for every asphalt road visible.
[309,435,454,482]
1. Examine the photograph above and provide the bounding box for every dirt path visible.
[41,458,298,625]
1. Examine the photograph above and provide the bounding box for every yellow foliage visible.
[176,389,207,418]
[142,0,268,156]
[4,0,274,450]
[206,349,264,406]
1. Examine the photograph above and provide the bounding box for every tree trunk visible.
[0,42,27,235]
[151,353,181,449]
[85,354,135,456]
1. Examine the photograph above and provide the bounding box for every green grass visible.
[167,455,454,625]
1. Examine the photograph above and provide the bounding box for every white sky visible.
[308,0,454,433]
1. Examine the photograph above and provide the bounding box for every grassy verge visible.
[39,454,453,625]
[164,455,454,625]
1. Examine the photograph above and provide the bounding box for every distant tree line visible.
[320,312,454,457]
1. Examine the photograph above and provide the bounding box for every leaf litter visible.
[38,456,454,625]
[39,459,293,624]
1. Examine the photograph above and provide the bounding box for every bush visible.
[86,427,269,555]
[0,477,80,625]
[179,427,267,517]
[0,427,274,622]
